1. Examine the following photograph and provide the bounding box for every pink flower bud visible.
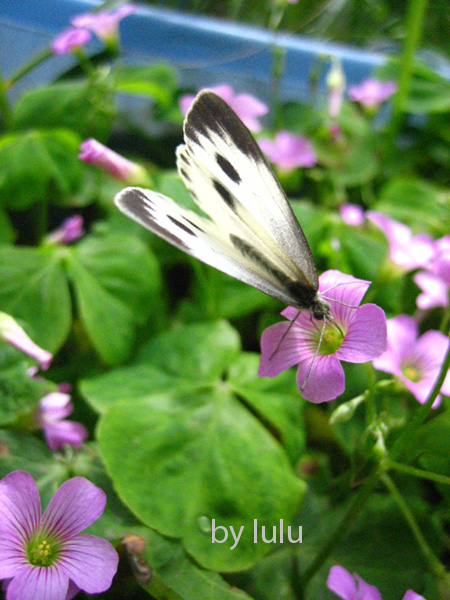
[51,27,92,55]
[0,313,52,370]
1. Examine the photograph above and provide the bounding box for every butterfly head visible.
[310,294,332,321]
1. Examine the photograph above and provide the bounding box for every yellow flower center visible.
[319,324,345,355]
[28,536,59,567]
[402,365,420,383]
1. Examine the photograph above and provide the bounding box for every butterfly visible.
[114,90,331,323]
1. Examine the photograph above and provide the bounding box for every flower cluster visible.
[52,4,136,54]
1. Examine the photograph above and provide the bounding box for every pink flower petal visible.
[42,478,106,539]
[413,330,449,376]
[337,304,387,362]
[0,471,41,540]
[414,271,449,309]
[44,420,88,451]
[354,575,383,600]
[6,565,68,600]
[403,591,427,600]
[384,315,418,365]
[348,79,397,107]
[0,534,28,578]
[39,393,73,422]
[51,28,91,55]
[340,204,365,226]
[258,321,316,377]
[59,534,119,594]
[297,354,345,403]
[327,566,357,600]
[318,270,370,325]
[79,139,141,181]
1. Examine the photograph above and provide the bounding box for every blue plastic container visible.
[0,0,385,103]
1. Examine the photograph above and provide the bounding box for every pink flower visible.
[327,566,426,600]
[349,79,397,108]
[258,270,387,403]
[259,131,317,170]
[340,203,365,226]
[51,28,92,55]
[0,313,52,370]
[36,392,88,451]
[179,84,268,132]
[71,5,136,44]
[0,471,118,600]
[414,235,450,309]
[367,211,434,270]
[373,315,450,405]
[47,216,85,245]
[79,139,145,182]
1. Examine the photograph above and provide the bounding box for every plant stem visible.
[300,467,381,586]
[8,48,52,88]
[391,0,429,132]
[387,460,450,487]
[382,473,446,578]
[0,66,13,130]
[363,363,376,426]
[440,306,450,335]
[390,335,450,461]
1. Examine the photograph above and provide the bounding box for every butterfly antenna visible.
[322,296,358,309]
[269,310,301,361]
[320,280,365,310]
[300,314,327,393]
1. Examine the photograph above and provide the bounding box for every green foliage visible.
[0,129,83,209]
[0,231,161,361]
[14,79,116,140]
[1,6,450,599]
[83,322,306,571]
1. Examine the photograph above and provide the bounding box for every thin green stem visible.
[439,306,450,335]
[387,460,450,487]
[8,48,52,88]
[0,66,13,130]
[390,335,450,461]
[382,473,446,578]
[391,0,429,132]
[300,467,382,586]
[363,363,376,426]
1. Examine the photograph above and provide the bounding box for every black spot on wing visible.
[185,92,266,164]
[213,180,236,210]
[179,167,190,181]
[168,216,197,236]
[183,218,204,233]
[215,153,241,184]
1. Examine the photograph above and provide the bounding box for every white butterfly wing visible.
[182,91,318,289]
[115,90,320,310]
[115,187,308,307]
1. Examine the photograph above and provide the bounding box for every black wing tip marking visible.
[184,90,265,164]
[114,187,148,214]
